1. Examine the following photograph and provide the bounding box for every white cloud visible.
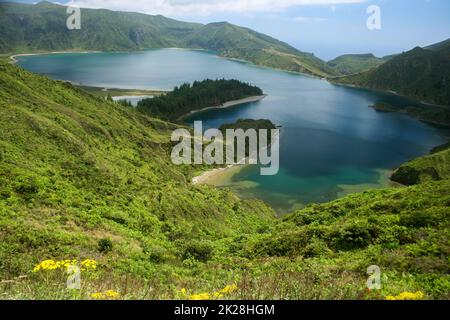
[66,0,366,17]
[294,16,327,22]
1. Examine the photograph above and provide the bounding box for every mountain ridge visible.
[0,1,335,77]
[332,42,450,107]
[327,53,388,75]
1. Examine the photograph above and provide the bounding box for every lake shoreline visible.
[329,81,449,109]
[77,85,166,98]
[9,50,102,64]
[7,48,326,79]
[10,49,447,212]
[192,129,279,186]
[9,49,447,111]
[178,95,267,121]
[192,165,246,185]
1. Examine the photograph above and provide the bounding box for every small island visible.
[137,79,265,121]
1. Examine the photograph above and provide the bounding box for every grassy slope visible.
[0,2,334,77]
[185,22,336,77]
[0,63,449,300]
[327,53,386,75]
[0,61,275,297]
[334,44,450,106]
[391,146,450,185]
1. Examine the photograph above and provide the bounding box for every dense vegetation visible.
[0,1,335,77]
[334,40,450,106]
[370,102,450,127]
[137,79,263,121]
[327,53,388,75]
[0,61,274,298]
[1,61,449,300]
[391,146,450,185]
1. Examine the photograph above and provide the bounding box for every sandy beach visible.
[192,165,242,185]
[192,129,279,185]
[178,95,267,121]
[9,51,100,64]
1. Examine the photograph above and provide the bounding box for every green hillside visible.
[333,42,450,106]
[1,61,449,300]
[425,38,450,51]
[185,22,336,77]
[327,53,387,75]
[0,1,201,52]
[391,146,450,185]
[0,1,334,77]
[0,60,275,298]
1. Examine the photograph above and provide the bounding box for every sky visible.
[6,0,450,60]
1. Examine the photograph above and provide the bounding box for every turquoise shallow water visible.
[17,49,450,213]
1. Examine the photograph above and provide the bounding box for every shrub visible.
[98,238,113,254]
[400,212,440,228]
[14,177,40,198]
[248,231,309,257]
[332,224,372,251]
[146,246,167,264]
[182,242,213,262]
[304,237,331,258]
[0,189,11,199]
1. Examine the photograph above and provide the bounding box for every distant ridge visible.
[0,1,335,77]
[424,38,450,51]
[327,53,387,75]
[333,39,450,106]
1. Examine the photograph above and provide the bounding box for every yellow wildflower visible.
[189,293,212,300]
[81,259,97,271]
[386,291,424,300]
[212,292,224,299]
[57,259,78,271]
[219,284,238,295]
[90,292,105,300]
[90,290,120,300]
[188,284,238,300]
[33,260,59,272]
[105,290,120,299]
[33,258,97,273]
[178,288,188,298]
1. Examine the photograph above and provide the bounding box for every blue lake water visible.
[17,49,449,213]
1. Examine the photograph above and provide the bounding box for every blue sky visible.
[6,0,450,60]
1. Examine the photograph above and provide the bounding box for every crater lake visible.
[16,49,450,213]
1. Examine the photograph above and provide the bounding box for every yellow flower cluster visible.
[32,259,97,272]
[220,284,238,295]
[190,293,214,300]
[90,290,120,300]
[81,259,97,271]
[180,284,238,300]
[386,291,425,300]
[33,259,77,272]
